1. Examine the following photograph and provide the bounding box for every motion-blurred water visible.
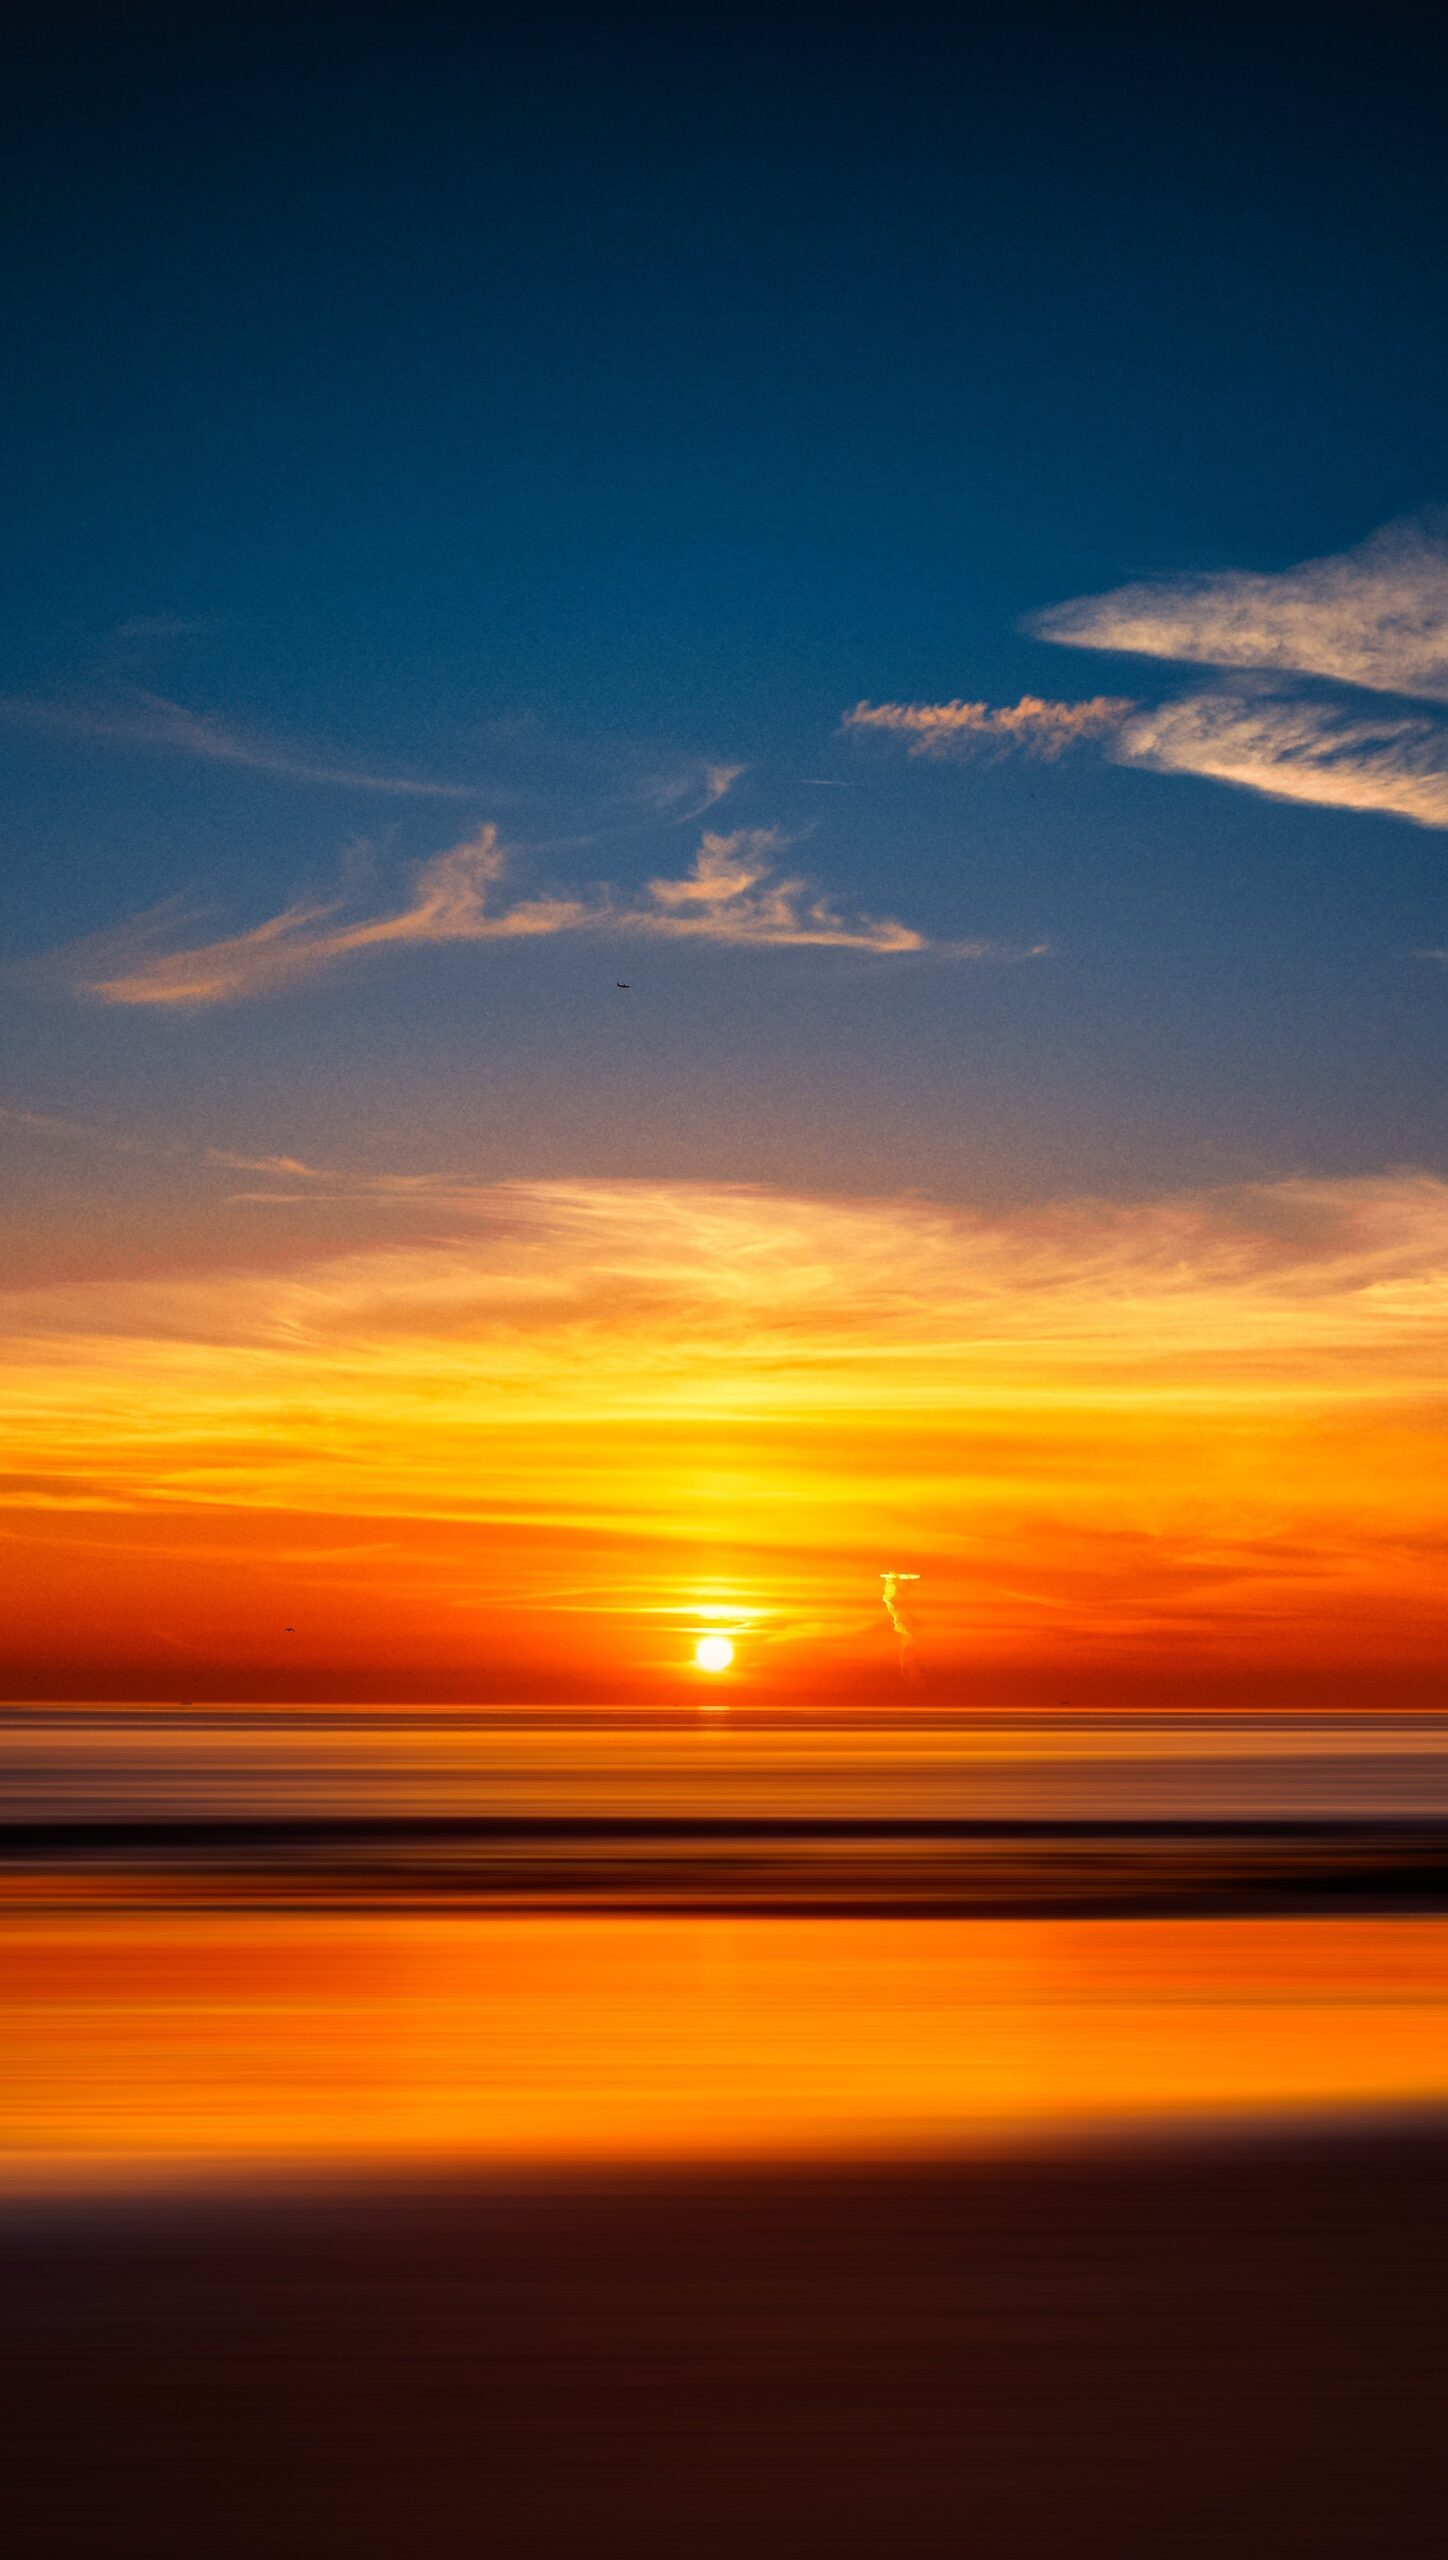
[3,1708,1448,2192]
[6,1709,1448,2560]
[7,1704,1448,1821]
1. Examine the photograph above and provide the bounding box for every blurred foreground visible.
[4,1710,1447,2553]
[5,2129,1446,2559]
[6,1908,1448,2184]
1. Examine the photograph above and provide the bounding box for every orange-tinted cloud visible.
[842,694,1131,758]
[68,825,954,1007]
[634,827,933,949]
[81,827,589,1005]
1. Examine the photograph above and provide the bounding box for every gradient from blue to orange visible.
[5,19,1448,1705]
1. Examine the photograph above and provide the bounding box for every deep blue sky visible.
[4,12,1448,1236]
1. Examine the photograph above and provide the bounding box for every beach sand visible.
[5,2122,1447,2560]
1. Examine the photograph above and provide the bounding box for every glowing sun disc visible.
[694,1635,734,1674]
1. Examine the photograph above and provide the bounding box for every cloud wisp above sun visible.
[66,822,984,1007]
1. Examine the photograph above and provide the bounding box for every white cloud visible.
[1025,515,1448,828]
[1115,688,1448,827]
[1030,518,1448,703]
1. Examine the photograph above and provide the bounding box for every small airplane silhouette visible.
[616,981,631,990]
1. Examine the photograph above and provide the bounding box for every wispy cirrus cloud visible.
[79,827,586,1006]
[0,1099,182,1158]
[107,615,223,648]
[12,1169,1448,1387]
[842,693,1131,758]
[203,1149,330,1180]
[0,1101,427,1196]
[640,760,747,820]
[67,822,977,1007]
[1029,518,1448,702]
[1024,516,1448,829]
[633,827,938,951]
[0,688,475,799]
[1116,687,1448,828]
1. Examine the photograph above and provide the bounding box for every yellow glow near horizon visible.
[7,1169,1448,1700]
[694,1635,735,1674]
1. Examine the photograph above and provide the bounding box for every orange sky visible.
[5,1170,1448,1705]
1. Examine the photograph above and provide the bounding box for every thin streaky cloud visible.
[1021,514,1448,828]
[1114,689,1448,828]
[632,829,935,952]
[843,694,1131,757]
[0,689,476,799]
[82,828,589,1006]
[0,1102,98,1142]
[0,1099,178,1158]
[1030,517,1448,704]
[1,1101,335,1179]
[1,1107,448,1194]
[108,615,223,646]
[642,760,748,821]
[9,1169,1448,1410]
[71,823,981,1007]
[204,1149,330,1179]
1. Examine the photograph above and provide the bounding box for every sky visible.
[4,14,1448,1704]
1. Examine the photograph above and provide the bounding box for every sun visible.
[693,1634,734,1674]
